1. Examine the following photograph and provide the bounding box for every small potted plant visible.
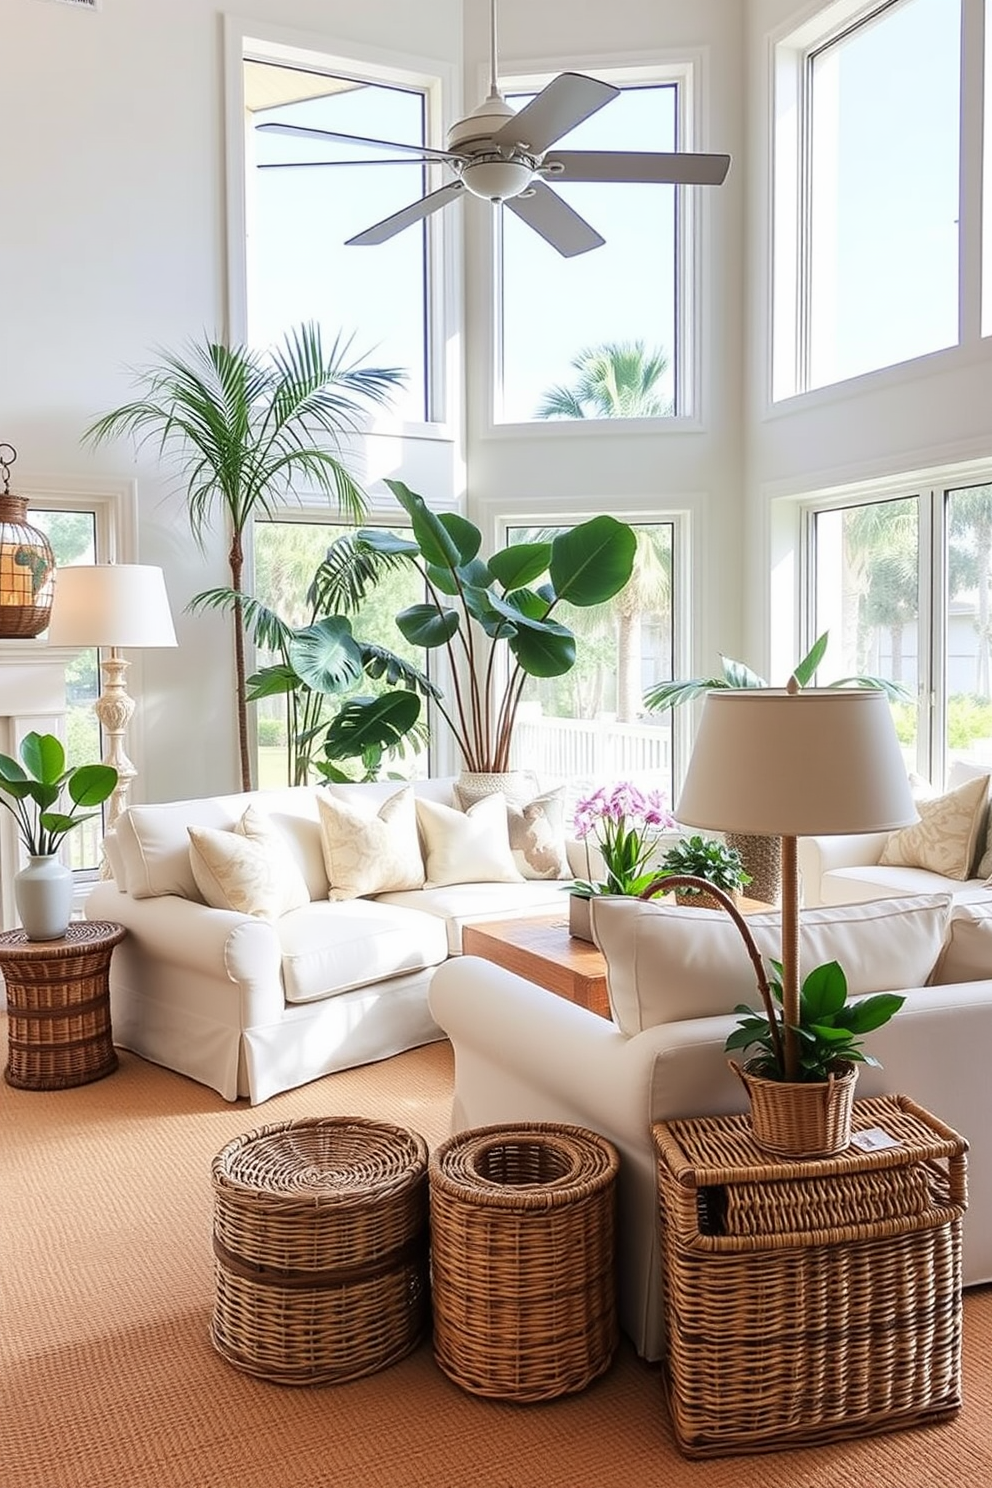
[0,732,117,940]
[655,834,751,907]
[724,956,905,1157]
[569,782,678,938]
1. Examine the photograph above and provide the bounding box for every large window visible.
[504,521,677,806]
[807,479,992,784]
[497,77,687,424]
[775,0,962,398]
[244,57,431,422]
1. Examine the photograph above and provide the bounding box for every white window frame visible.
[222,15,459,437]
[772,0,976,405]
[486,55,713,435]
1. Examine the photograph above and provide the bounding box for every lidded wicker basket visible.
[210,1115,429,1385]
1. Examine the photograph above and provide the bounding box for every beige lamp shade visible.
[675,688,918,838]
[46,564,177,649]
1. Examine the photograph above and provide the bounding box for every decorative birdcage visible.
[0,444,54,639]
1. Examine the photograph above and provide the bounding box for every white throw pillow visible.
[590,893,954,1036]
[879,774,988,880]
[948,761,992,880]
[188,805,310,920]
[930,899,992,984]
[316,785,425,901]
[416,792,523,888]
[453,782,568,880]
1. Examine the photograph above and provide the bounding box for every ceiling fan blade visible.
[504,181,604,258]
[260,158,425,170]
[346,182,464,246]
[544,149,732,186]
[257,121,459,165]
[492,73,619,155]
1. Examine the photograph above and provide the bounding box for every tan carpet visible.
[2,1018,991,1488]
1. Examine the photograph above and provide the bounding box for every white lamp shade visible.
[46,564,177,649]
[676,688,918,838]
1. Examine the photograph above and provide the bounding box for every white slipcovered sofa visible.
[800,760,992,908]
[429,890,992,1361]
[86,776,578,1104]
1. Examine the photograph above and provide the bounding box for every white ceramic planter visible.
[14,854,73,941]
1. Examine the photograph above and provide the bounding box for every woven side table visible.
[429,1122,619,1402]
[652,1095,968,1458]
[1,920,125,1090]
[211,1116,429,1386]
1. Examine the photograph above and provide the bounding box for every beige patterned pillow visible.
[879,774,989,880]
[316,785,424,901]
[188,805,310,919]
[453,783,567,880]
[416,792,523,888]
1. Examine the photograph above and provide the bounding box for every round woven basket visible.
[725,832,781,907]
[731,1060,859,1159]
[210,1116,429,1385]
[429,1122,619,1402]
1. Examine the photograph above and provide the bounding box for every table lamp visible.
[673,680,917,1081]
[46,563,178,827]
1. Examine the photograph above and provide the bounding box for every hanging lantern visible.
[0,444,55,639]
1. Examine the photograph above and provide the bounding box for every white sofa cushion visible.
[277,899,448,1003]
[316,785,425,900]
[188,805,310,919]
[879,773,989,880]
[454,780,568,879]
[590,893,954,1036]
[931,898,992,984]
[818,864,991,906]
[381,878,570,954]
[416,793,523,888]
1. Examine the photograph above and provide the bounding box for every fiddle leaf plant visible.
[0,732,117,856]
[725,958,905,1083]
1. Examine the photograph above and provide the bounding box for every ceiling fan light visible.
[460,157,535,202]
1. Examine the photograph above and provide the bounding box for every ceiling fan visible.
[255,1,731,258]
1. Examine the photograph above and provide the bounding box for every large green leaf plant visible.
[0,733,117,856]
[353,481,637,773]
[193,532,438,786]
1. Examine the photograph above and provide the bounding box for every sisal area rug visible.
[2,1016,991,1488]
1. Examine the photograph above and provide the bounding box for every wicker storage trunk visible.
[652,1095,967,1458]
[429,1122,619,1402]
[211,1116,429,1385]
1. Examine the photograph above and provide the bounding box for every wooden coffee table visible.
[462,912,611,1019]
[461,896,776,1023]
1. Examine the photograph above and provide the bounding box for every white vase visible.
[455,769,539,808]
[14,854,74,941]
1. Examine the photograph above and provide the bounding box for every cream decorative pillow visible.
[947,761,992,880]
[453,783,567,880]
[879,774,989,880]
[188,805,310,920]
[316,786,424,901]
[590,893,953,1036]
[416,792,523,888]
[929,900,992,984]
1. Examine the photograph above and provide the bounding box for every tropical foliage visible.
[725,958,904,1084]
[193,531,437,786]
[0,733,117,856]
[537,341,672,420]
[654,834,750,899]
[85,322,404,790]
[351,482,638,773]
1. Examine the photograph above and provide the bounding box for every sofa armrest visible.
[799,832,890,906]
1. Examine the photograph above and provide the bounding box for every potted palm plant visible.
[85,322,405,791]
[0,733,117,940]
[350,481,637,778]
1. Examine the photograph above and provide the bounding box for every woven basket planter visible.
[429,1122,619,1402]
[211,1116,429,1385]
[725,832,781,907]
[732,1059,858,1159]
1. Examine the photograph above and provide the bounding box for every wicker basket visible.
[732,1058,858,1158]
[211,1116,429,1386]
[652,1096,967,1457]
[429,1122,619,1401]
[0,921,124,1090]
